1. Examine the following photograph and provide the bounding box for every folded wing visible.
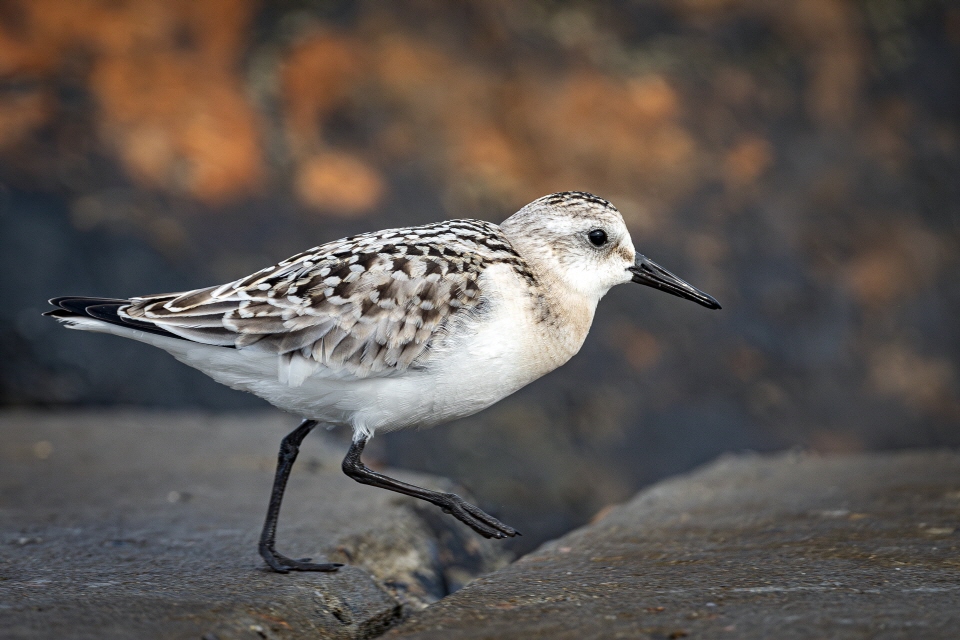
[120,226,492,381]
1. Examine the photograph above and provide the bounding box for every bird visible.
[45,191,720,573]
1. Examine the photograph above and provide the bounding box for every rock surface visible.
[384,450,960,639]
[0,411,510,639]
[5,411,959,639]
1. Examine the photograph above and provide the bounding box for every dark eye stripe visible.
[588,229,608,246]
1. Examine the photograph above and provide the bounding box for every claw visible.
[442,494,519,539]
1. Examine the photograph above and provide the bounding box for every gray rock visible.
[0,411,510,639]
[384,450,960,639]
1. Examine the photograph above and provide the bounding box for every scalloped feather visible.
[119,219,535,382]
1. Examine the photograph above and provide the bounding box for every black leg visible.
[342,436,520,539]
[259,419,343,573]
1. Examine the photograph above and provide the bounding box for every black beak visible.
[627,255,721,310]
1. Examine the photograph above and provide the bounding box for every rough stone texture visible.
[385,450,960,640]
[0,411,510,639]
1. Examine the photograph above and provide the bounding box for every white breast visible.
[338,263,592,437]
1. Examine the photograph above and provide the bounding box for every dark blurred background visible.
[2,0,959,553]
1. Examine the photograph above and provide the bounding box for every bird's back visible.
[125,219,537,378]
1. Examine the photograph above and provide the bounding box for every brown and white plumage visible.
[121,219,531,381]
[47,192,719,439]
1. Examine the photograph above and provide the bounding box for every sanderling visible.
[46,191,720,573]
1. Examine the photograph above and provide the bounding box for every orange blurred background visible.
[2,0,958,550]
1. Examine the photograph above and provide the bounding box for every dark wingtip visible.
[45,296,129,315]
[84,303,125,322]
[47,297,79,312]
[42,295,185,340]
[45,297,74,316]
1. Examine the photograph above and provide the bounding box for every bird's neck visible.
[500,224,601,368]
[525,264,599,369]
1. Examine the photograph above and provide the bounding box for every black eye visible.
[587,229,608,246]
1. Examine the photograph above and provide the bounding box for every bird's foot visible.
[259,543,343,573]
[440,493,521,539]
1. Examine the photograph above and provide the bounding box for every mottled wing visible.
[120,222,512,380]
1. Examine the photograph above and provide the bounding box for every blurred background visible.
[2,0,958,553]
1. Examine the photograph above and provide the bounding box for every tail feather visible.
[44,296,186,340]
[47,296,126,315]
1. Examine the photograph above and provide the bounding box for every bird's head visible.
[501,191,720,309]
